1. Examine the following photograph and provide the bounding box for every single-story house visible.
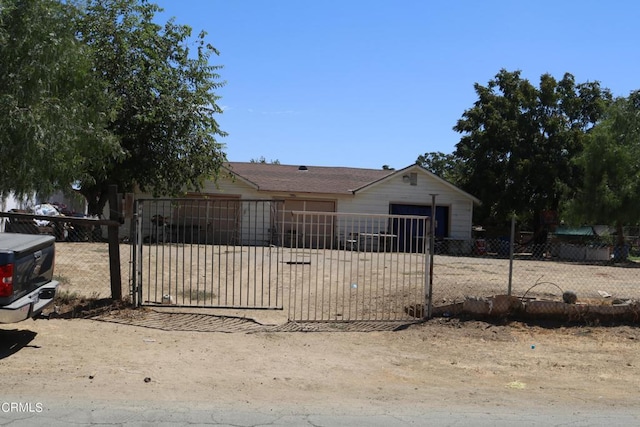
[137,162,480,250]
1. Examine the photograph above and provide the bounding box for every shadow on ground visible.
[0,329,38,359]
[89,308,417,333]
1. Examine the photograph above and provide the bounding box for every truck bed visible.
[0,233,58,322]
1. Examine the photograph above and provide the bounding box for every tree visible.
[75,0,227,215]
[415,152,461,184]
[0,0,226,216]
[0,0,117,200]
[250,156,280,164]
[453,69,611,232]
[565,91,640,258]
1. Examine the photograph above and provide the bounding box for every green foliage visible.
[76,0,227,213]
[565,92,640,245]
[453,69,611,226]
[0,0,227,214]
[415,152,462,184]
[0,0,118,199]
[250,156,280,164]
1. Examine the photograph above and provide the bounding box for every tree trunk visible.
[616,222,626,247]
[81,185,109,217]
[613,221,628,261]
[79,185,110,242]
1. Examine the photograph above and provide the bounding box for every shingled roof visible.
[225,162,395,194]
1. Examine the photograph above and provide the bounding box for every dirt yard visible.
[55,242,640,299]
[1,313,639,415]
[5,242,633,415]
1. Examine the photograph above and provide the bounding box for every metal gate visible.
[132,199,430,322]
[284,211,430,322]
[132,198,284,309]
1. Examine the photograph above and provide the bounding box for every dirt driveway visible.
[1,313,639,416]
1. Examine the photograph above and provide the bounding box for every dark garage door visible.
[390,204,449,252]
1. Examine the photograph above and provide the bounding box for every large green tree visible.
[0,0,227,215]
[0,0,117,200]
[76,0,227,214]
[565,91,640,253]
[453,69,611,232]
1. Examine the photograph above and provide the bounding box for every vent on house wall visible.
[410,172,418,185]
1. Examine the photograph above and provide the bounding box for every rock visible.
[563,290,577,304]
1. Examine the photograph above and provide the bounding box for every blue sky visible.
[155,0,639,169]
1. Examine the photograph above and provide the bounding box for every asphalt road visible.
[1,400,638,426]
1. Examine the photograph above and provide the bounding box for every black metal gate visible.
[132,198,284,309]
[131,199,431,323]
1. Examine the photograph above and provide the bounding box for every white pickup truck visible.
[0,233,59,323]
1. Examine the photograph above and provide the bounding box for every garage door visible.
[390,204,449,252]
[278,200,336,249]
[173,194,241,244]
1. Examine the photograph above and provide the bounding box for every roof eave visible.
[221,165,260,190]
[352,164,481,205]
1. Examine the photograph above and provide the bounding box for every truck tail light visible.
[0,264,13,297]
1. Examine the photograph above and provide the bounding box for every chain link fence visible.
[0,212,132,304]
[3,207,638,322]
[52,241,132,302]
[430,225,640,320]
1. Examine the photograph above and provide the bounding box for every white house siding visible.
[201,175,345,247]
[336,170,474,242]
[199,170,476,248]
[199,176,262,199]
[130,167,476,249]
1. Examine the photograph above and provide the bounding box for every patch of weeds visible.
[53,274,71,286]
[51,290,129,319]
[54,289,81,305]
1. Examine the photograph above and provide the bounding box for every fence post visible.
[426,193,437,319]
[107,185,122,300]
[135,200,144,307]
[130,199,138,306]
[508,215,516,296]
